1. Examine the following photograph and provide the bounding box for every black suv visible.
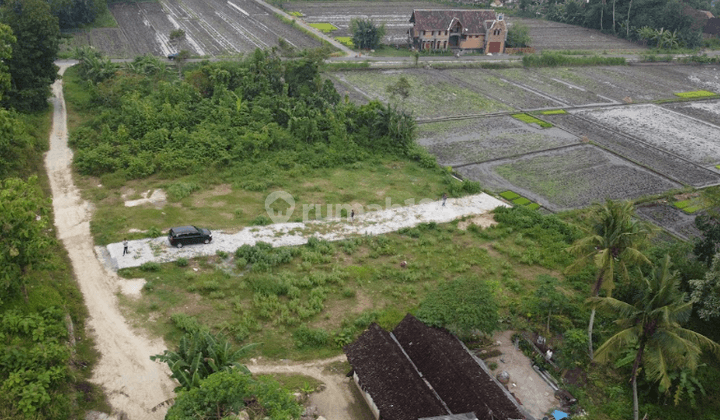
[168,226,212,248]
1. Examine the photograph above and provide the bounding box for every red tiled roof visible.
[410,9,498,34]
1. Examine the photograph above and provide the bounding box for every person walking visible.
[123,238,129,256]
[442,193,447,207]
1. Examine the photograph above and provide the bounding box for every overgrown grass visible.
[335,36,353,47]
[522,52,626,67]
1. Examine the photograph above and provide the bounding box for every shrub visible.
[148,226,162,237]
[293,325,329,348]
[167,182,200,201]
[251,215,272,226]
[488,361,499,370]
[140,262,161,272]
[176,258,189,267]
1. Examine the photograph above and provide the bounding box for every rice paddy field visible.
[332,63,720,232]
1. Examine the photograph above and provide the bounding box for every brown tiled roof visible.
[392,315,526,420]
[344,323,449,420]
[705,17,720,35]
[410,9,497,34]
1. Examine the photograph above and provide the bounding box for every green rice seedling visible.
[673,200,691,209]
[684,206,703,214]
[675,90,717,99]
[511,113,553,128]
[540,109,567,115]
[513,197,531,206]
[309,23,338,33]
[289,11,303,17]
[500,191,520,200]
[526,203,541,210]
[335,37,353,47]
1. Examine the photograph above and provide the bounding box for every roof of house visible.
[410,9,498,34]
[344,315,529,420]
[705,17,720,35]
[344,323,449,420]
[393,315,525,420]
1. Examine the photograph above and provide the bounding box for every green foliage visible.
[335,36,353,47]
[0,176,53,296]
[693,215,720,267]
[689,252,720,321]
[169,29,186,41]
[140,262,161,272]
[385,75,411,100]
[0,23,15,100]
[1,0,60,111]
[0,109,37,177]
[416,276,499,338]
[293,324,329,348]
[235,242,295,271]
[69,54,417,182]
[540,109,567,115]
[506,22,531,48]
[0,308,71,416]
[350,18,385,50]
[166,371,303,420]
[74,46,117,84]
[522,52,626,68]
[166,182,200,202]
[150,329,257,391]
[512,197,531,206]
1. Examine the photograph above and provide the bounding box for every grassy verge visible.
[523,52,626,67]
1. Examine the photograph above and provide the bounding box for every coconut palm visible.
[567,199,652,359]
[590,255,720,420]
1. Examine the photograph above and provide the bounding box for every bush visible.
[140,262,161,272]
[176,258,189,267]
[251,215,272,226]
[293,324,329,348]
[167,182,200,201]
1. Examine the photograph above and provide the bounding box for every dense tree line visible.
[521,0,713,48]
[70,50,423,182]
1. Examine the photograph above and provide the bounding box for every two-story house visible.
[408,9,508,54]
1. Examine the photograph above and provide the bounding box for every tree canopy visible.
[350,18,385,50]
[0,0,60,111]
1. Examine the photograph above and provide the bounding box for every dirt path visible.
[247,355,374,420]
[46,62,176,419]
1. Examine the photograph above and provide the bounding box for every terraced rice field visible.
[76,0,321,57]
[416,116,579,167]
[456,145,681,211]
[330,69,511,118]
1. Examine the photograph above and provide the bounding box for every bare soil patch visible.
[458,213,498,230]
[457,144,681,211]
[512,17,645,51]
[664,98,720,127]
[636,202,702,240]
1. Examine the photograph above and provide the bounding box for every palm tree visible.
[590,255,720,420]
[567,199,652,359]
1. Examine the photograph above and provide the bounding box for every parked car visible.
[167,52,179,60]
[168,226,212,248]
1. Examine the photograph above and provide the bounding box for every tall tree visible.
[350,18,385,50]
[690,252,720,321]
[590,255,720,420]
[0,176,53,300]
[567,199,652,360]
[1,0,60,111]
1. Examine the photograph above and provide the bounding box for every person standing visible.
[351,209,355,222]
[123,238,129,256]
[442,193,447,207]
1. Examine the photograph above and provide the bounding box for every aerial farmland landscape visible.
[6,0,720,419]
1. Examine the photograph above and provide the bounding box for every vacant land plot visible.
[511,18,645,51]
[330,69,511,118]
[574,104,720,167]
[456,145,681,211]
[416,116,579,167]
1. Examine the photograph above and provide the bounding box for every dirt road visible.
[247,355,374,420]
[46,62,176,419]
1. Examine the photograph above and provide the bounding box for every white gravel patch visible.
[106,193,508,270]
[124,189,167,207]
[118,278,146,297]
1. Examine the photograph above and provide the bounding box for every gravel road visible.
[104,193,508,271]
